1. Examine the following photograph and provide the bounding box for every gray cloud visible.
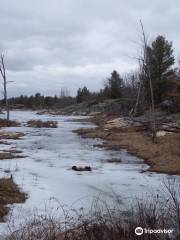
[0,0,179,97]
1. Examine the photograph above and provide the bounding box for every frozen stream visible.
[0,110,179,234]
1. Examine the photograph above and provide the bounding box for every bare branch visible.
[0,53,10,120]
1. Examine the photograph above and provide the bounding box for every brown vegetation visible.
[37,110,63,115]
[0,177,26,221]
[5,180,180,240]
[0,149,25,160]
[27,120,58,128]
[0,119,20,128]
[0,131,25,140]
[74,114,180,175]
[0,131,26,160]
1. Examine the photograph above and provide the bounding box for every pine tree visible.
[144,36,175,103]
[76,86,90,103]
[106,70,123,99]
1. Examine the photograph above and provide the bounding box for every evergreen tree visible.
[76,86,90,103]
[144,35,175,103]
[105,70,123,99]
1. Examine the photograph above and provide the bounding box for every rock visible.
[72,166,92,171]
[160,100,180,113]
[156,130,167,137]
[104,117,132,129]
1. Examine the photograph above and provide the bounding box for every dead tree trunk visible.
[132,59,143,117]
[140,21,157,143]
[0,54,10,121]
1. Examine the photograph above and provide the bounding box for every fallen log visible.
[72,166,92,171]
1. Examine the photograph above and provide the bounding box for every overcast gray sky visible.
[0,0,179,97]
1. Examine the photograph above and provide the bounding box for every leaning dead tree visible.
[140,21,156,143]
[132,21,157,143]
[0,54,10,120]
[132,59,143,116]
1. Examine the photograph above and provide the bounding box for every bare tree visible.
[60,87,70,98]
[132,59,143,116]
[134,21,157,143]
[140,21,156,143]
[0,54,10,120]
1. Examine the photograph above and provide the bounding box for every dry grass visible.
[0,129,26,161]
[74,120,180,175]
[0,119,20,128]
[5,179,180,240]
[0,131,25,140]
[0,131,26,160]
[0,177,26,221]
[0,149,25,160]
[27,120,58,128]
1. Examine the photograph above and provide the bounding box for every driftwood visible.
[72,166,92,172]
[160,124,180,133]
[131,118,180,133]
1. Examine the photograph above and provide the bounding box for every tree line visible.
[1,33,180,115]
[76,35,180,112]
[3,93,76,110]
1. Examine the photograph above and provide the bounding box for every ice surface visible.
[0,110,179,234]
